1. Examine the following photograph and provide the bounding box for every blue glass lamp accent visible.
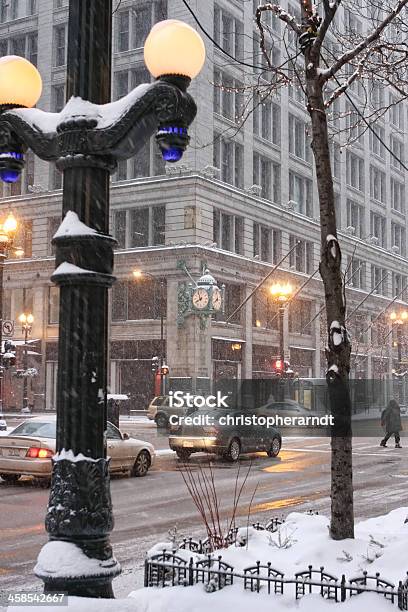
[162,147,183,162]
[157,126,188,163]
[0,152,24,183]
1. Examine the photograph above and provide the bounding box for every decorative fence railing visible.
[144,519,408,609]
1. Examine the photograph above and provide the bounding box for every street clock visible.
[178,267,225,326]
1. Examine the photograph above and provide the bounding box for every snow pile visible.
[10,509,408,611]
[52,262,95,277]
[34,541,119,579]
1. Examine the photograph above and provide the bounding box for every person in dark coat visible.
[380,399,402,448]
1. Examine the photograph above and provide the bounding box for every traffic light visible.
[160,364,169,376]
[274,359,283,371]
[151,356,159,373]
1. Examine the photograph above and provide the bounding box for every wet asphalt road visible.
[0,419,407,598]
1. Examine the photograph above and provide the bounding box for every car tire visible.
[155,413,168,429]
[224,438,241,462]
[267,437,281,458]
[132,450,151,477]
[0,473,21,484]
[176,449,192,461]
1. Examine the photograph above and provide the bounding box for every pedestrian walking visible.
[380,399,402,448]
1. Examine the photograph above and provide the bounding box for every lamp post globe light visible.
[0,212,18,415]
[0,1,205,598]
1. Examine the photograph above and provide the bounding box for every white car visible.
[0,416,155,485]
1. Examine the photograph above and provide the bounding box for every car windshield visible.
[10,421,56,439]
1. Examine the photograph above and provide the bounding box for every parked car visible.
[256,399,313,418]
[147,396,170,425]
[168,407,281,462]
[0,418,7,432]
[0,416,155,485]
[147,395,198,429]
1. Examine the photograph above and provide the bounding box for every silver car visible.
[0,416,155,485]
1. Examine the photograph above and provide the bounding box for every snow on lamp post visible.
[0,0,204,599]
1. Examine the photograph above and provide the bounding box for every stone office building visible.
[0,0,406,410]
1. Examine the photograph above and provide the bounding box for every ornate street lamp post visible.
[18,312,34,413]
[133,269,166,394]
[270,282,294,368]
[0,212,18,415]
[0,2,205,598]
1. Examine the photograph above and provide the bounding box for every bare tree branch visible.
[321,0,408,80]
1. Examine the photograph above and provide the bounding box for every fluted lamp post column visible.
[0,2,205,598]
[18,312,33,413]
[0,212,18,415]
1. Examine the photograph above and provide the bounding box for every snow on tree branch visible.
[321,0,408,81]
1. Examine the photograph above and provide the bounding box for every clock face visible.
[212,288,222,311]
[192,287,209,310]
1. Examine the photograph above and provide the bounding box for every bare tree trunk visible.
[305,72,354,540]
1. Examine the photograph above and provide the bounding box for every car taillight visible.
[26,447,54,459]
[203,426,218,435]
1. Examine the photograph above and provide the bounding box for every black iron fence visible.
[144,519,408,609]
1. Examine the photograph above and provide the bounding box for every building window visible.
[28,0,36,15]
[10,0,18,20]
[51,84,65,112]
[13,220,33,259]
[371,266,387,295]
[390,135,404,172]
[253,0,280,32]
[253,223,281,263]
[48,216,60,255]
[389,94,404,130]
[112,278,167,322]
[289,235,313,274]
[391,222,406,257]
[152,205,165,245]
[288,114,312,162]
[252,289,279,330]
[213,133,244,189]
[391,178,405,214]
[114,1,166,52]
[11,36,26,56]
[346,199,364,238]
[288,299,312,334]
[113,210,126,249]
[27,33,37,66]
[370,212,386,248]
[330,141,341,180]
[346,256,365,289]
[289,171,312,216]
[253,153,280,202]
[392,273,407,299]
[370,165,386,203]
[253,95,280,145]
[346,152,364,191]
[48,286,59,324]
[213,208,244,254]
[214,5,244,59]
[117,10,130,51]
[253,33,281,75]
[369,124,386,158]
[54,25,67,67]
[213,69,244,123]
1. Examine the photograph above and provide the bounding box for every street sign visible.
[2,320,14,337]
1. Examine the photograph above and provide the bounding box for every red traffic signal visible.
[274,359,283,371]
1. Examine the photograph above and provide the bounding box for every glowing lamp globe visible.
[144,20,205,80]
[0,56,42,108]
